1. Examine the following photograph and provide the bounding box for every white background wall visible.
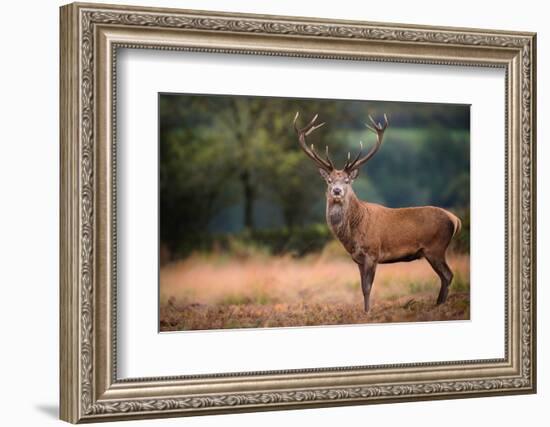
[0,0,546,426]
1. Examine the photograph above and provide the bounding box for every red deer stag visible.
[293,112,461,312]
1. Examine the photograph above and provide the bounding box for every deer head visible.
[293,112,389,203]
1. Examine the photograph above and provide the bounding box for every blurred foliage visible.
[171,223,333,258]
[159,94,470,259]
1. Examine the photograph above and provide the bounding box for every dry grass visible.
[159,244,470,331]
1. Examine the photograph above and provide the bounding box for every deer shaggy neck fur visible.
[326,189,366,256]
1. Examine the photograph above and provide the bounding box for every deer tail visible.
[449,213,462,238]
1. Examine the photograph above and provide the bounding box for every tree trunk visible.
[283,206,296,229]
[241,169,254,229]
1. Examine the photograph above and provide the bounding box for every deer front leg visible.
[358,256,377,313]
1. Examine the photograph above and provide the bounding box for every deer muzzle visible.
[331,185,345,200]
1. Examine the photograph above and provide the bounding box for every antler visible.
[344,113,389,172]
[293,112,335,172]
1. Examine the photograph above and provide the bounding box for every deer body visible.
[294,113,461,312]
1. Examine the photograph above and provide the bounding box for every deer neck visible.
[326,189,364,244]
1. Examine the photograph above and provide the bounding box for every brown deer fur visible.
[294,112,462,312]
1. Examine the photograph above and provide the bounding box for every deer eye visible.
[328,178,332,183]
[345,178,350,183]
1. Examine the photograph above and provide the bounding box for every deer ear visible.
[319,168,330,182]
[349,169,359,181]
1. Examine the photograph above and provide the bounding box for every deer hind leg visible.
[358,257,377,312]
[424,254,453,305]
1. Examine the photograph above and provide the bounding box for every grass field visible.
[159,242,470,331]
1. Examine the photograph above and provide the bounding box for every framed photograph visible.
[60,2,537,423]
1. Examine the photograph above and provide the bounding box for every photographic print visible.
[158,94,470,332]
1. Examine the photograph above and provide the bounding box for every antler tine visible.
[343,150,351,170]
[366,113,389,133]
[294,112,326,134]
[345,113,389,172]
[366,115,379,133]
[310,144,333,169]
[306,121,325,136]
[345,141,364,170]
[293,111,300,132]
[368,114,377,126]
[325,145,336,169]
[377,113,389,130]
[307,113,319,128]
[293,112,333,171]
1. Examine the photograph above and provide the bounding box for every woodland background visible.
[159,94,470,260]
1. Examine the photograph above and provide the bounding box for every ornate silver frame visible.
[60,2,536,423]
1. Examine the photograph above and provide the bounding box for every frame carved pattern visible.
[60,3,536,422]
[88,378,530,415]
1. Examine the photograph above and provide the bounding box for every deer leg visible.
[425,255,453,305]
[358,257,377,312]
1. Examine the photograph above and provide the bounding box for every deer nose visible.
[332,187,342,196]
